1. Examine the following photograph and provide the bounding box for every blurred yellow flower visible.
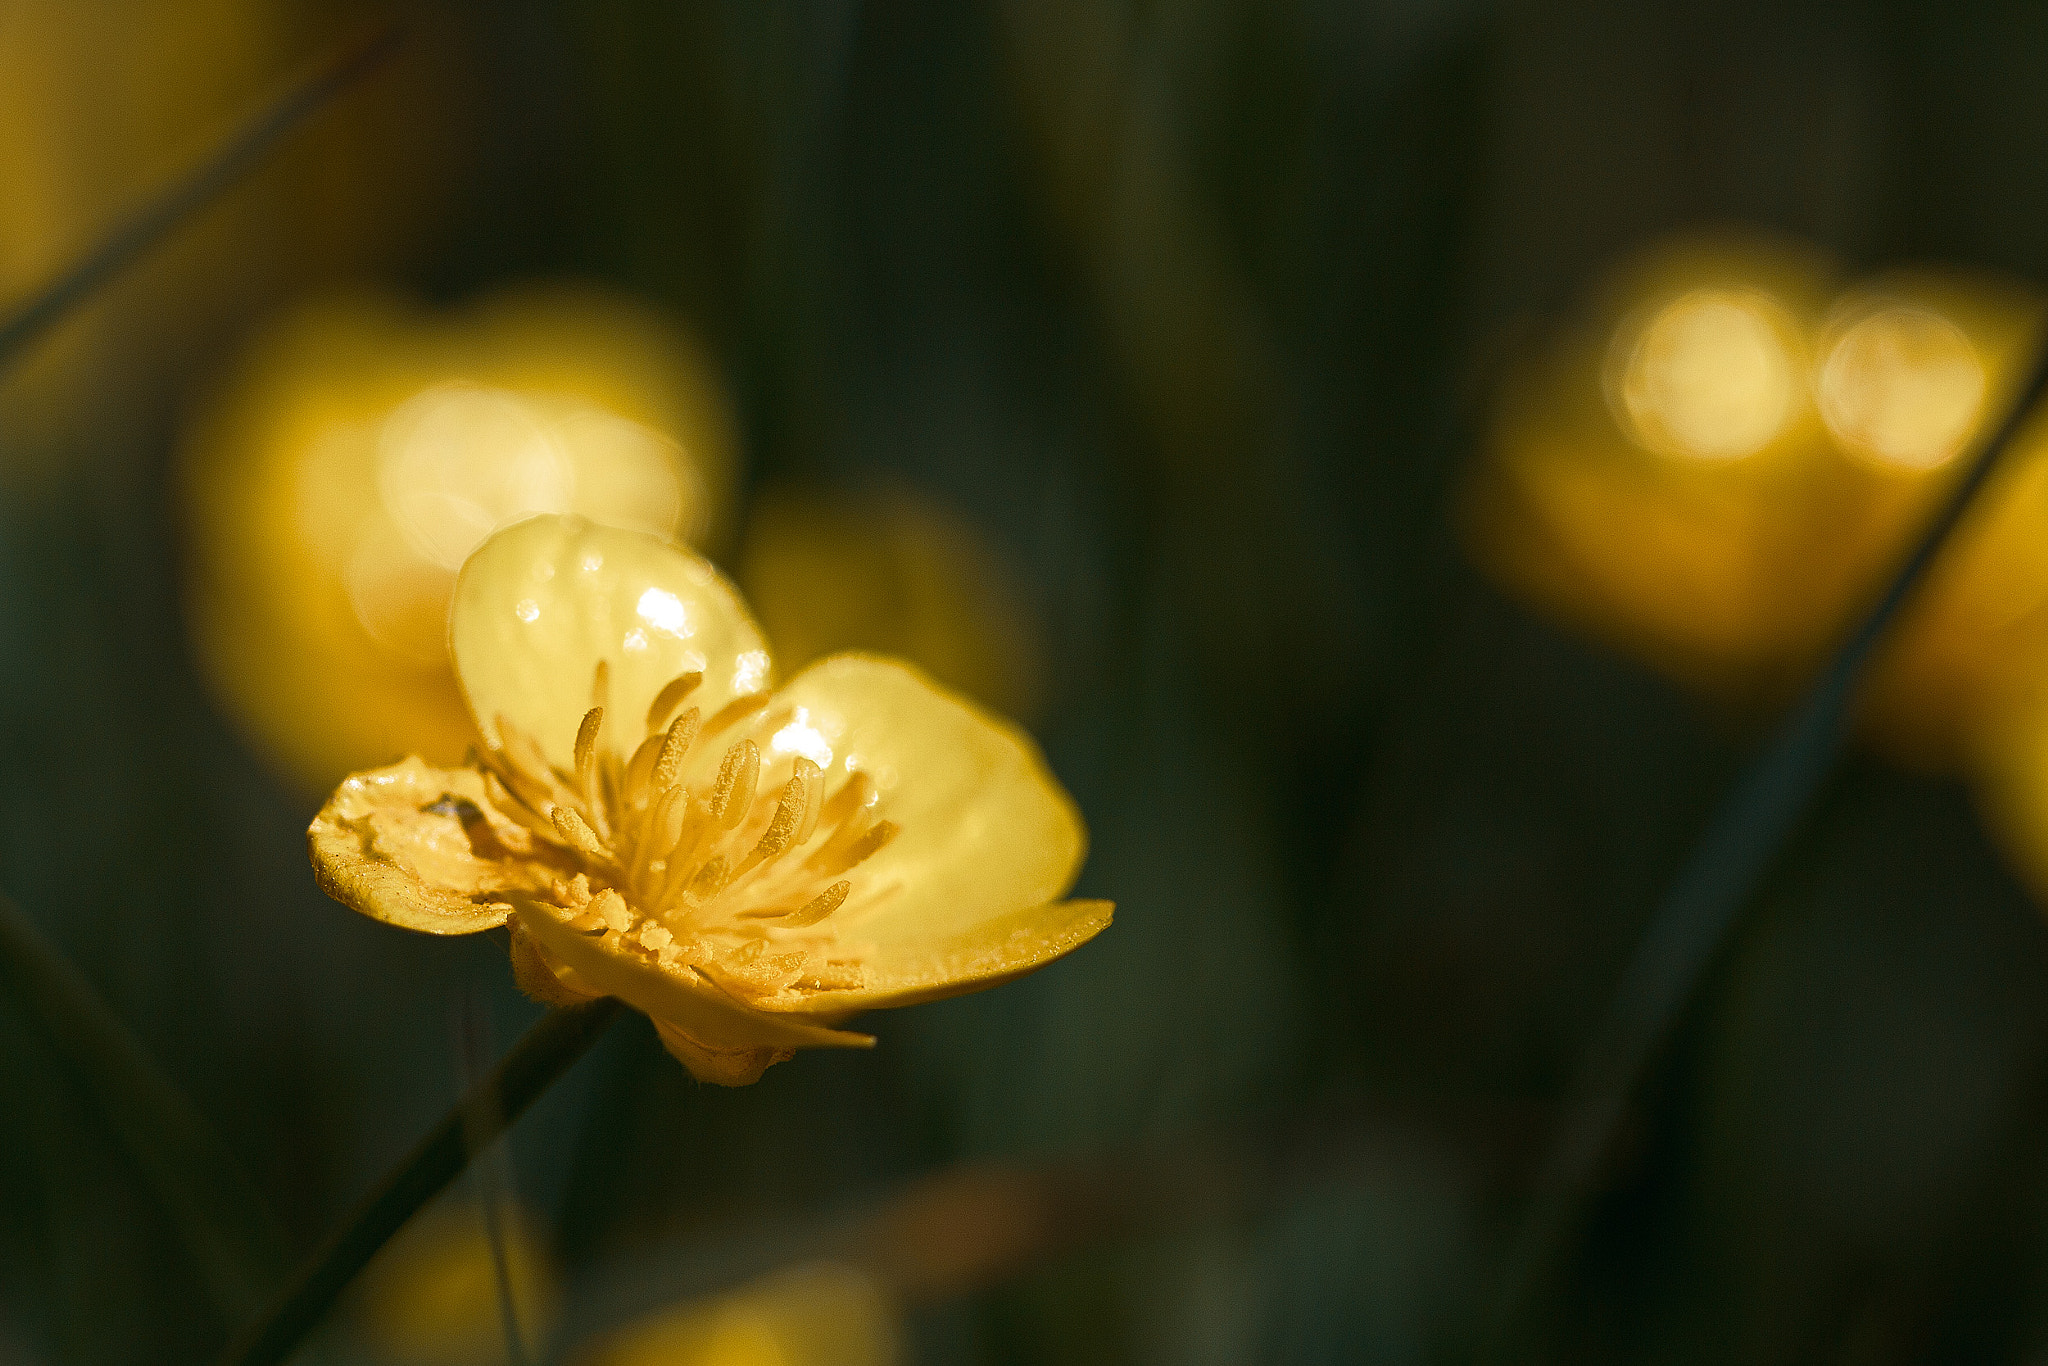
[352,1199,557,1365]
[739,486,1045,721]
[1466,239,2048,767]
[181,286,736,792]
[576,1262,899,1366]
[308,515,1110,1085]
[0,3,461,468]
[1465,239,1864,702]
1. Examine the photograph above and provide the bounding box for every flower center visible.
[475,662,899,997]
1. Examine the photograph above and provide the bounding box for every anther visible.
[706,692,772,734]
[551,805,608,859]
[646,670,704,733]
[783,880,850,927]
[653,708,701,793]
[748,775,808,863]
[792,758,824,846]
[686,854,730,902]
[574,707,604,777]
[839,819,899,871]
[592,659,611,712]
[820,771,877,827]
[710,740,759,829]
[625,731,665,801]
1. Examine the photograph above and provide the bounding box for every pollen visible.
[475,663,907,1007]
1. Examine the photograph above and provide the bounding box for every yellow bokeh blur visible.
[1468,233,2048,901]
[576,1262,900,1366]
[352,1200,558,1365]
[1468,239,2048,751]
[1608,287,1806,462]
[1466,237,1862,702]
[180,285,736,792]
[738,486,1045,722]
[0,3,461,472]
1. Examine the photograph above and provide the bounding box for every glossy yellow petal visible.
[767,898,1113,1015]
[451,515,772,771]
[309,757,561,935]
[510,895,873,1055]
[748,655,1093,969]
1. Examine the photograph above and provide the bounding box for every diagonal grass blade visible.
[0,889,289,1321]
[0,21,401,370]
[219,997,622,1366]
[1484,330,2048,1356]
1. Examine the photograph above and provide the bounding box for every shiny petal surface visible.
[767,898,1113,1014]
[749,655,1095,976]
[452,515,771,770]
[309,757,560,934]
[510,895,873,1055]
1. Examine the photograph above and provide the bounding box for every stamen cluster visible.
[476,662,900,998]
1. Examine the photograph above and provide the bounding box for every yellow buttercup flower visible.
[182,287,735,793]
[309,515,1110,1085]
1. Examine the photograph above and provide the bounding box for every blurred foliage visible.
[13,0,2048,1364]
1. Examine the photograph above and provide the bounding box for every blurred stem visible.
[219,998,622,1366]
[1484,333,2048,1359]
[0,21,401,369]
[0,890,287,1322]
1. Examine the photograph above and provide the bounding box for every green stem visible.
[0,891,287,1321]
[1482,332,2048,1358]
[218,998,623,1366]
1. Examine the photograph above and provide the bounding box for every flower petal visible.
[451,515,771,771]
[309,757,560,934]
[763,898,1113,1015]
[509,895,873,1055]
[750,654,1094,969]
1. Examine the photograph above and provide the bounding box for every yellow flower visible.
[738,486,1044,721]
[309,514,1110,1085]
[575,1261,898,1366]
[1465,238,1860,702]
[181,287,735,793]
[1466,237,2048,767]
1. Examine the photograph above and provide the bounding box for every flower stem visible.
[217,997,622,1366]
[1481,331,2048,1357]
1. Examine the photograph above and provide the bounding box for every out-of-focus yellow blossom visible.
[352,1200,557,1365]
[181,287,736,792]
[576,1262,899,1366]
[1468,242,2048,766]
[308,515,1109,1085]
[1466,239,1871,702]
[739,487,1045,721]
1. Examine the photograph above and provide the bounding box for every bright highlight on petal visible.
[311,514,1110,1084]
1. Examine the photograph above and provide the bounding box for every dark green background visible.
[7,1,2048,1361]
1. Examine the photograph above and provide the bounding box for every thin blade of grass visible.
[1483,333,2048,1356]
[0,21,401,370]
[219,997,622,1366]
[455,991,531,1366]
[0,890,288,1320]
